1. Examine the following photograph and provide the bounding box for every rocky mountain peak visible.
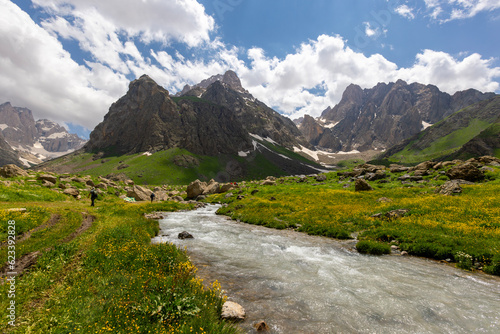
[176,70,249,97]
[222,70,245,92]
[128,74,170,102]
[0,102,87,166]
[86,75,252,156]
[342,84,364,103]
[306,80,496,154]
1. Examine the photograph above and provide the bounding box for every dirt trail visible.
[0,214,61,248]
[1,212,95,280]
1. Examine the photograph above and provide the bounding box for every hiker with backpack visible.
[150,192,155,203]
[89,187,98,207]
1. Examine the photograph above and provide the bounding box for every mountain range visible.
[298,80,495,155]
[4,71,500,183]
[0,102,87,167]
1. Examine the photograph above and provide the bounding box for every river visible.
[151,205,500,334]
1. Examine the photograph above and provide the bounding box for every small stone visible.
[254,320,270,331]
[178,231,194,240]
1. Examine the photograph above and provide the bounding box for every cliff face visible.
[85,75,253,156]
[306,80,496,152]
[182,72,309,150]
[0,132,20,167]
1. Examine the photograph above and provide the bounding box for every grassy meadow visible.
[1,158,500,333]
[0,177,240,333]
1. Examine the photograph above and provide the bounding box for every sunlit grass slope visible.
[0,182,240,333]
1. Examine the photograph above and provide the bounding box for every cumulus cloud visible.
[398,50,500,93]
[33,0,215,46]
[395,4,416,19]
[0,0,124,130]
[236,35,499,120]
[423,0,500,21]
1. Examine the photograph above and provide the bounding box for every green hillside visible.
[381,96,500,164]
[35,140,324,185]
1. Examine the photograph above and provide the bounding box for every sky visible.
[1,0,500,138]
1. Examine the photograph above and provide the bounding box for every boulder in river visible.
[221,301,246,321]
[254,320,270,331]
[178,231,194,239]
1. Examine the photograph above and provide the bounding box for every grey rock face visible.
[85,75,253,156]
[303,80,495,152]
[180,71,309,150]
[0,102,86,164]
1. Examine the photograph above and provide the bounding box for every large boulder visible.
[261,180,276,186]
[446,163,485,182]
[221,301,246,321]
[38,174,58,184]
[63,188,80,197]
[436,180,462,195]
[203,179,220,195]
[219,183,235,193]
[355,179,373,191]
[126,185,153,201]
[0,164,28,178]
[186,179,207,199]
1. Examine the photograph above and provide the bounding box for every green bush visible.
[356,240,391,255]
[455,251,474,270]
[484,254,500,275]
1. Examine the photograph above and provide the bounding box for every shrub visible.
[455,251,474,270]
[356,240,391,255]
[484,254,500,275]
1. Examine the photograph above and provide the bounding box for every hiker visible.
[150,192,155,203]
[89,187,98,207]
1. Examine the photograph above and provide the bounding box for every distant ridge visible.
[299,80,496,153]
[0,102,87,166]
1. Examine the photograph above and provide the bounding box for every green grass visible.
[47,148,225,185]
[0,180,240,333]
[390,118,492,163]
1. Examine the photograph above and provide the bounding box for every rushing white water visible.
[151,205,500,334]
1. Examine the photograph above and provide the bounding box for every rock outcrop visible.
[181,71,310,150]
[0,164,28,177]
[85,75,253,157]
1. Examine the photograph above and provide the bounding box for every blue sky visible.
[1,0,499,138]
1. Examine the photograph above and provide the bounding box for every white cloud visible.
[364,22,378,37]
[395,5,416,19]
[0,0,499,134]
[33,0,215,46]
[423,0,500,21]
[397,50,500,93]
[236,34,499,120]
[0,0,125,130]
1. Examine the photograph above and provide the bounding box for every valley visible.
[1,72,499,333]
